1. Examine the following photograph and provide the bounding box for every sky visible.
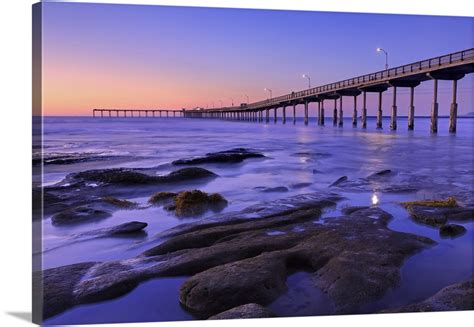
[38,2,473,116]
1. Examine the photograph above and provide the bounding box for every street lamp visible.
[376,47,388,70]
[264,88,273,99]
[212,101,215,108]
[302,74,311,88]
[229,98,234,106]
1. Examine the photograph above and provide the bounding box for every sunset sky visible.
[40,2,473,116]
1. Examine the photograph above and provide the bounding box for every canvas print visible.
[32,1,474,325]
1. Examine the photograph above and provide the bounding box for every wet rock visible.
[103,221,148,235]
[341,206,370,215]
[101,196,138,209]
[290,182,312,189]
[172,148,265,165]
[254,186,289,193]
[208,303,276,320]
[329,176,348,187]
[39,193,434,320]
[180,254,287,318]
[67,167,217,186]
[42,222,148,255]
[39,262,97,319]
[40,192,342,318]
[439,224,466,238]
[51,205,111,225]
[177,207,435,317]
[405,205,449,226]
[383,278,474,312]
[367,169,393,179]
[174,190,228,217]
[33,152,123,166]
[402,197,473,226]
[148,192,177,205]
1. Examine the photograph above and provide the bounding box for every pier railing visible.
[245,48,474,109]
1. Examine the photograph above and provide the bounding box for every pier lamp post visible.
[376,48,389,70]
[244,94,249,103]
[212,101,215,108]
[302,74,311,88]
[264,88,273,99]
[219,100,223,107]
[229,98,234,106]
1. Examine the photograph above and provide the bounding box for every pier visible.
[92,109,184,118]
[186,48,473,133]
[93,49,473,133]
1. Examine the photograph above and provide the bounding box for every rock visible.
[51,205,111,225]
[439,224,466,238]
[66,167,217,186]
[329,176,348,187]
[382,278,474,312]
[174,190,228,216]
[39,193,434,320]
[39,192,342,318]
[104,221,148,235]
[367,169,393,179]
[404,205,449,226]
[402,197,458,208]
[101,196,138,209]
[208,303,276,320]
[148,192,177,205]
[180,253,287,318]
[341,206,370,215]
[41,222,148,254]
[254,186,289,193]
[290,182,312,189]
[177,207,435,317]
[38,262,97,319]
[402,197,474,226]
[172,148,265,165]
[33,152,123,166]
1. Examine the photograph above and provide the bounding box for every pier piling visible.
[362,91,367,129]
[304,102,309,125]
[321,100,325,126]
[449,80,458,133]
[338,97,343,127]
[377,92,383,129]
[390,87,397,130]
[408,87,415,130]
[333,99,338,126]
[293,104,296,124]
[352,96,357,127]
[431,79,439,133]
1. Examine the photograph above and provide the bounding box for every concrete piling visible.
[376,92,383,129]
[304,102,309,125]
[352,95,357,127]
[390,86,397,130]
[449,79,458,133]
[431,79,438,133]
[338,97,343,127]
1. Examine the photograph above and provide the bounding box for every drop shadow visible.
[6,311,32,323]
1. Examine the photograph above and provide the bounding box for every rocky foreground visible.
[39,191,448,320]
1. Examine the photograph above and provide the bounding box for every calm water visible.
[37,116,474,324]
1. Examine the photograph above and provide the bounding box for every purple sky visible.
[40,2,474,116]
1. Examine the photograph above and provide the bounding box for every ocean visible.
[35,116,473,324]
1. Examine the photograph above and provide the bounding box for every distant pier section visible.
[92,109,184,118]
[93,48,473,133]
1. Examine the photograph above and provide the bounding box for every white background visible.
[0,0,472,326]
